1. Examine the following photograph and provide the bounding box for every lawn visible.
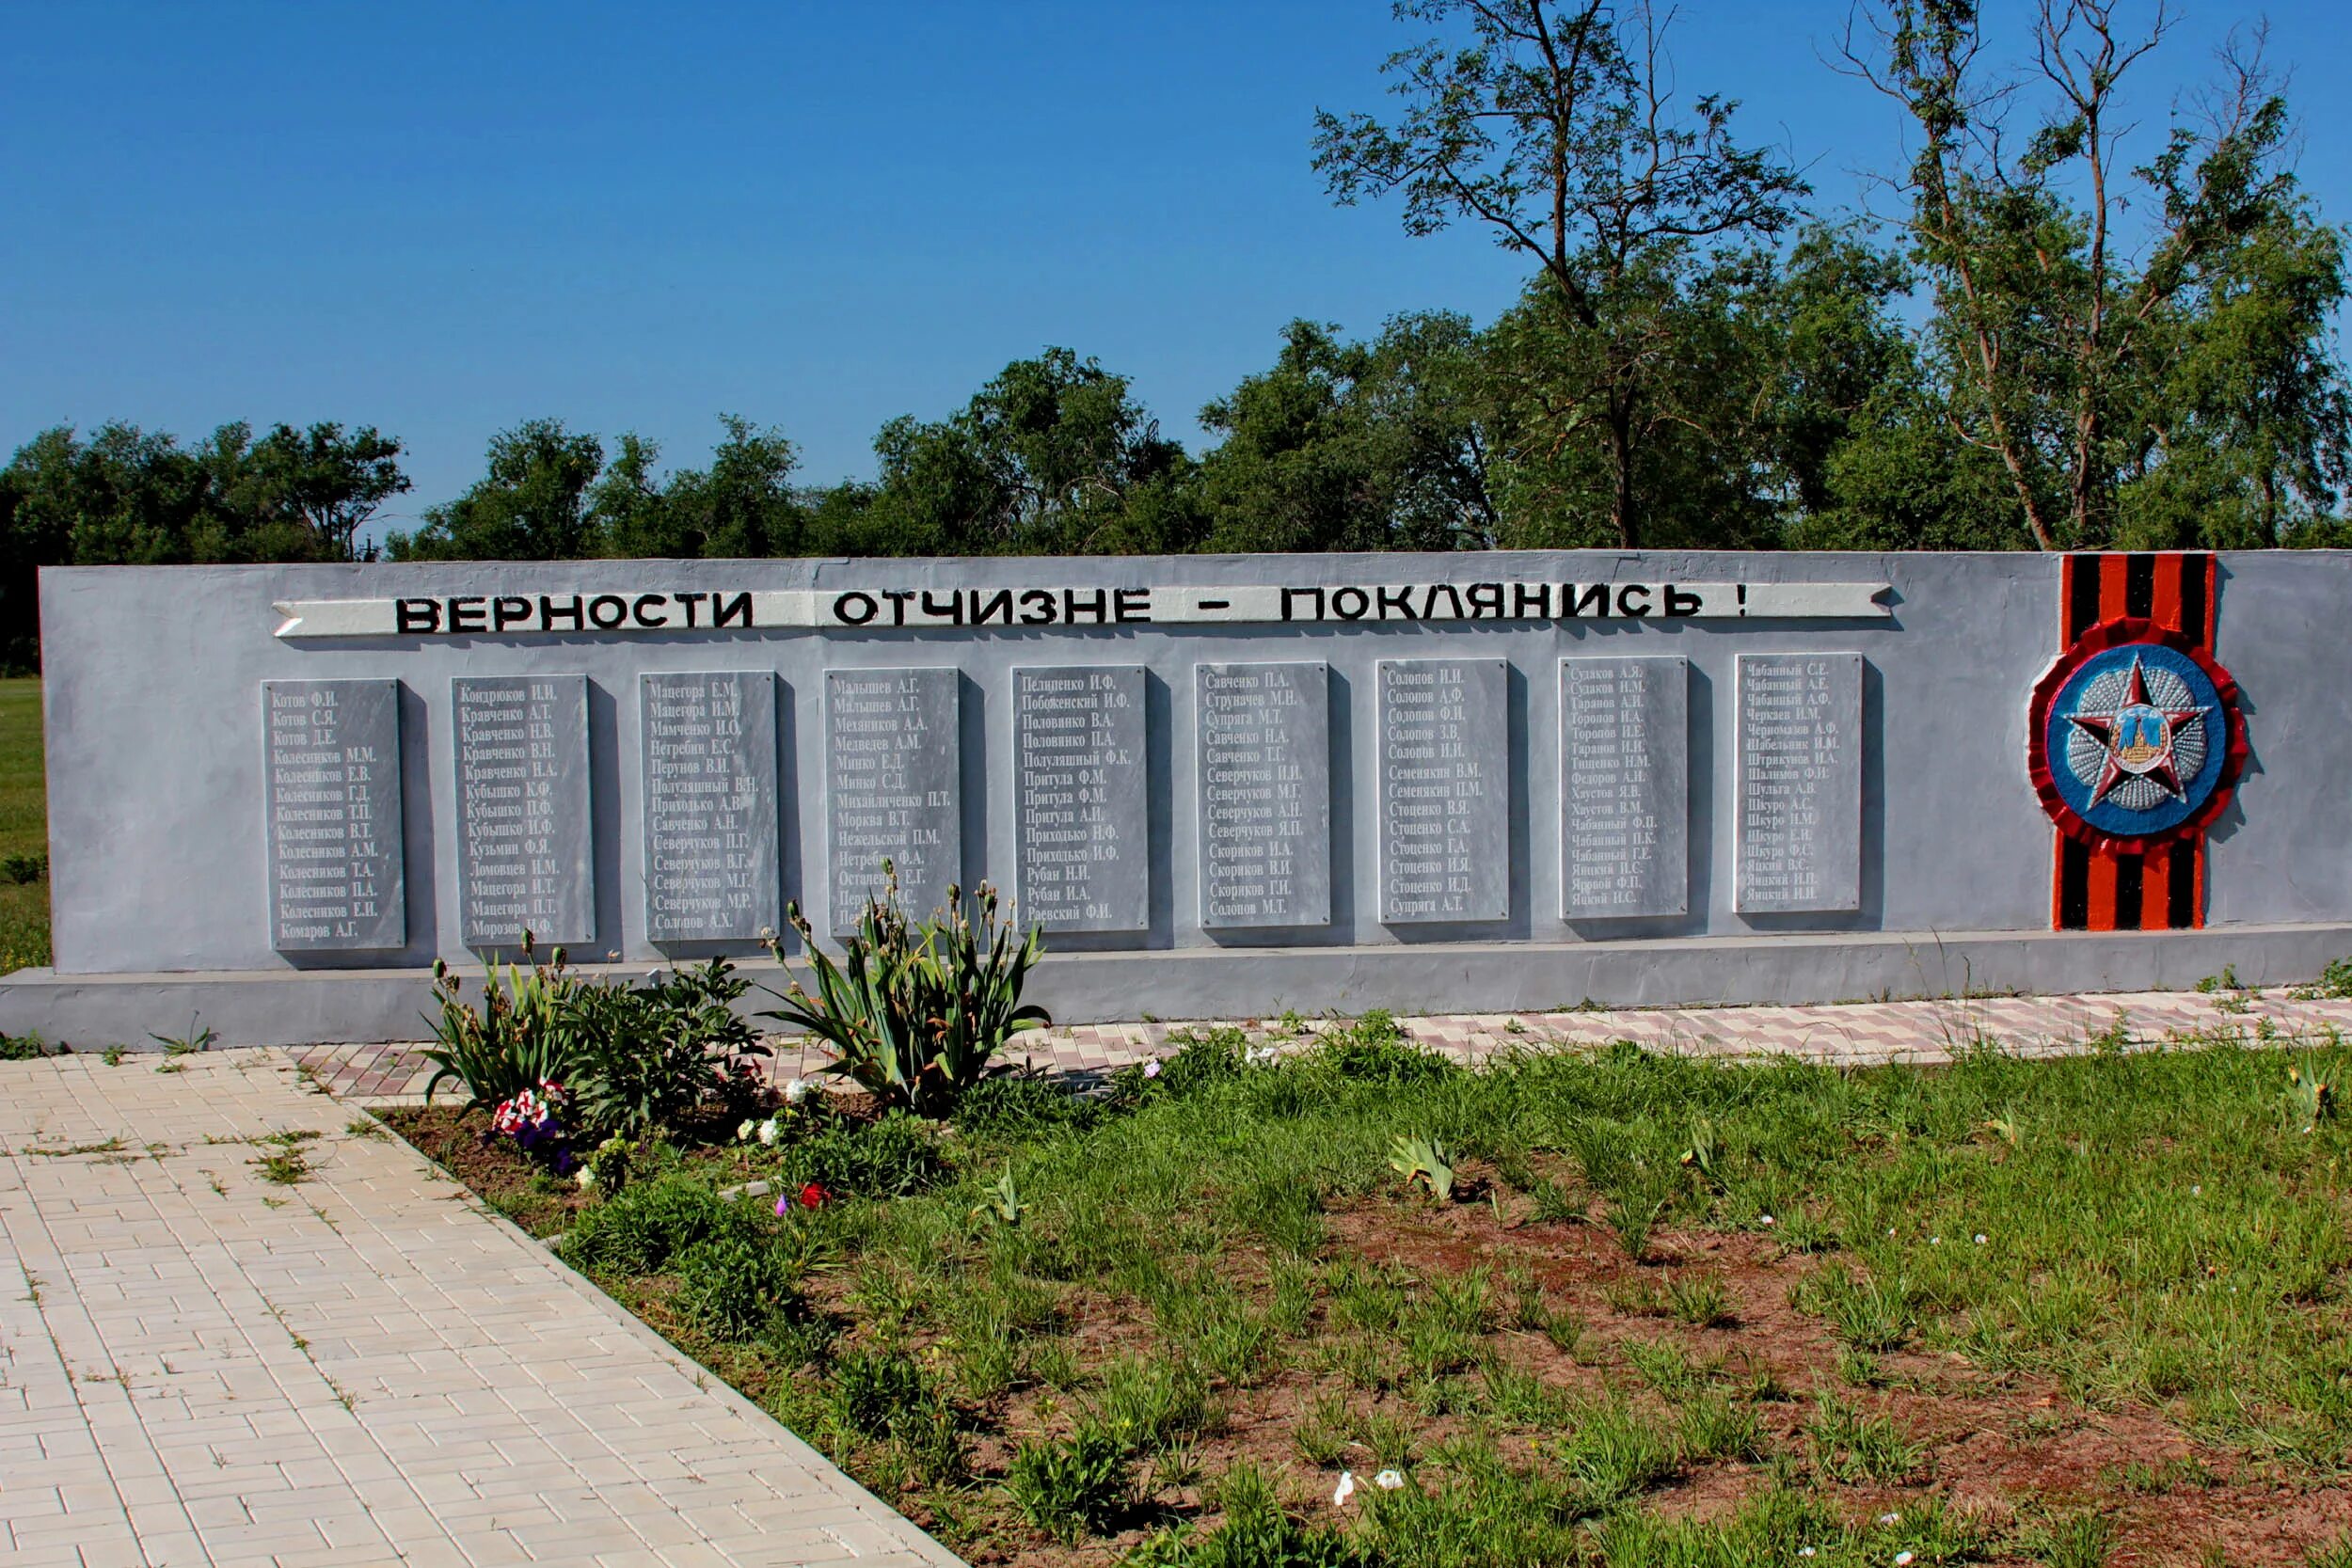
[388,1014,2352,1568]
[0,677,49,970]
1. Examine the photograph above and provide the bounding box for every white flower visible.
[1799,1551,1817,1560]
[736,1118,756,1142]
[1332,1471,1357,1507]
[1973,1233,1987,1244]
[1759,1213,1776,1227]
[1896,1554,1916,1566]
[2191,1183,2202,1196]
[1878,1513,1901,1526]
[1143,1060,1163,1079]
[756,1117,781,1147]
[783,1077,811,1106]
[1373,1469,1404,1491]
[576,1166,596,1191]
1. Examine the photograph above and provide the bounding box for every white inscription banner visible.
[273,579,1889,640]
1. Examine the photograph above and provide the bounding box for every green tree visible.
[224,421,410,561]
[843,349,1199,555]
[1843,0,2352,547]
[387,419,604,560]
[1197,313,1498,552]
[589,417,808,559]
[1314,0,1808,547]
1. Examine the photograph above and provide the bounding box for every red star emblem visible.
[2065,656,2208,808]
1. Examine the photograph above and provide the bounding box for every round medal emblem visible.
[2027,618,2246,848]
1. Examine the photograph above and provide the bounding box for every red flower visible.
[797,1181,832,1210]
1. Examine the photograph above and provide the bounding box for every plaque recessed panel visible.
[827,668,960,936]
[1736,653,1863,913]
[1014,666,1148,932]
[1196,661,1330,928]
[1377,659,1507,923]
[1561,657,1689,918]
[454,674,594,947]
[639,672,779,942]
[262,679,405,951]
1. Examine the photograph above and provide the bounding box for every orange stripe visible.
[2086,850,2120,930]
[2099,553,2130,619]
[2191,842,2207,929]
[2141,842,2172,928]
[2152,554,2185,636]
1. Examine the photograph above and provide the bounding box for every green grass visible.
[0,678,48,971]
[398,1018,2352,1565]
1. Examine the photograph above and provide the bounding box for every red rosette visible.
[2026,617,2249,851]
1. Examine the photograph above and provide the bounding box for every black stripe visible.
[2114,854,2144,929]
[2125,553,2156,618]
[2179,554,2209,649]
[2168,846,2198,927]
[2068,556,2103,641]
[2059,839,2091,929]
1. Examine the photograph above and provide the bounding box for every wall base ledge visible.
[5,923,2348,1050]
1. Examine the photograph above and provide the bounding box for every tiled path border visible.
[295,986,2352,1107]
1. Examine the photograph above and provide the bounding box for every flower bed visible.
[386,1011,2352,1567]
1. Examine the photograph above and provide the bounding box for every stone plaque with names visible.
[827,668,960,936]
[1376,658,1507,923]
[639,672,778,942]
[262,679,405,951]
[1736,652,1863,913]
[454,674,594,947]
[1014,666,1148,932]
[1197,661,1330,928]
[1561,657,1689,918]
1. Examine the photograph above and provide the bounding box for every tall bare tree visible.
[1843,0,2346,548]
[1314,0,1807,546]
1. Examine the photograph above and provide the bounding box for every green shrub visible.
[568,958,766,1139]
[782,1110,951,1198]
[954,1073,1100,1137]
[1318,1011,1454,1085]
[828,1348,939,1438]
[420,940,585,1111]
[673,1235,798,1342]
[1126,1462,1371,1566]
[1804,1393,1923,1482]
[561,1172,753,1274]
[0,1031,45,1060]
[1099,1354,1215,1452]
[1126,1026,1248,1101]
[1006,1421,1133,1543]
[764,867,1047,1117]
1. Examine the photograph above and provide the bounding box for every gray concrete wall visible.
[9,549,2348,1042]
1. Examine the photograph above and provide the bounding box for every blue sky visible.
[5,1,2346,533]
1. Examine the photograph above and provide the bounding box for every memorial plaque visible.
[639,672,778,942]
[1561,657,1688,918]
[1197,661,1330,928]
[454,674,594,947]
[1376,658,1507,923]
[262,679,405,950]
[1736,653,1863,912]
[827,668,960,935]
[1014,666,1148,932]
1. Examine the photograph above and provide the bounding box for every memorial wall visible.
[12,549,2352,1046]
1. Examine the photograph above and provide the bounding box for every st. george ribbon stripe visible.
[271,579,1892,639]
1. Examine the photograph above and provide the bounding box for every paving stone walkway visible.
[297,985,2352,1107]
[0,1050,962,1568]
